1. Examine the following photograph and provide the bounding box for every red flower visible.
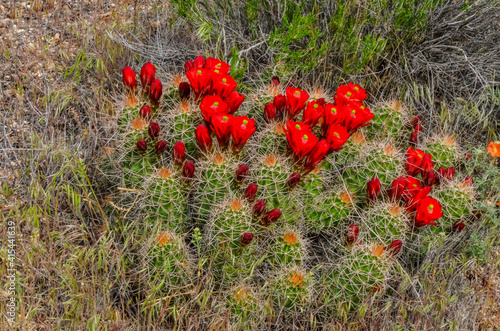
[423,170,437,186]
[414,197,443,227]
[452,221,465,232]
[273,94,286,114]
[285,87,310,120]
[302,100,324,127]
[155,140,167,154]
[421,154,434,173]
[388,176,407,201]
[367,177,381,202]
[136,139,147,152]
[244,183,258,202]
[230,116,256,152]
[149,79,163,103]
[284,121,317,159]
[182,160,195,178]
[322,103,346,134]
[463,177,473,187]
[304,139,329,173]
[184,60,194,74]
[226,91,245,115]
[342,103,373,132]
[445,167,455,181]
[179,82,191,100]
[186,68,212,97]
[148,122,160,139]
[346,224,359,245]
[406,186,431,212]
[402,176,422,199]
[264,102,277,122]
[139,105,151,119]
[409,131,418,146]
[325,125,349,153]
[140,62,155,88]
[253,200,266,216]
[335,83,367,107]
[193,55,205,68]
[200,95,228,122]
[212,74,237,99]
[240,233,254,246]
[236,164,249,182]
[405,147,426,176]
[196,124,212,153]
[262,209,281,226]
[271,76,280,86]
[288,173,301,188]
[173,141,186,164]
[316,98,326,106]
[204,58,230,74]
[210,114,233,148]
[387,240,403,255]
[411,116,422,126]
[122,67,137,90]
[414,124,423,132]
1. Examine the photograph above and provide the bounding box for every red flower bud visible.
[388,176,407,201]
[262,209,281,226]
[155,140,167,154]
[149,79,163,103]
[285,87,310,120]
[173,141,186,164]
[325,125,349,153]
[182,160,195,178]
[316,98,326,106]
[184,60,194,74]
[414,124,423,132]
[253,200,266,216]
[136,139,147,152]
[452,221,465,232]
[264,102,277,122]
[409,131,418,146]
[288,173,301,188]
[193,55,205,68]
[236,164,249,182]
[304,139,329,173]
[211,114,233,148]
[140,105,151,119]
[230,116,256,152]
[122,66,137,90]
[200,95,228,122]
[387,240,403,255]
[421,154,434,173]
[273,94,286,114]
[445,167,455,181]
[179,82,191,100]
[464,177,473,186]
[438,166,446,179]
[410,116,422,126]
[140,62,156,88]
[302,100,324,127]
[196,125,212,153]
[346,224,359,245]
[213,74,237,99]
[244,183,258,202]
[226,91,245,115]
[271,76,280,86]
[148,122,160,139]
[423,170,437,186]
[240,232,254,246]
[367,177,382,202]
[405,147,426,176]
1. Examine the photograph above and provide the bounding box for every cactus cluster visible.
[102,57,480,327]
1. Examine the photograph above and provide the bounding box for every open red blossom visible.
[304,139,329,173]
[226,91,245,114]
[421,154,434,173]
[415,197,443,227]
[388,176,407,201]
[196,124,212,153]
[335,83,367,107]
[264,102,277,122]
[346,224,359,245]
[367,177,382,202]
[213,74,237,99]
[406,186,431,212]
[322,103,346,134]
[284,121,317,159]
[325,125,349,153]
[285,87,310,120]
[343,103,373,132]
[193,56,205,68]
[204,58,230,74]
[402,176,422,199]
[186,68,212,97]
[405,147,426,176]
[122,67,137,90]
[140,62,155,88]
[230,116,256,152]
[139,105,151,119]
[149,79,163,103]
[302,100,324,127]
[200,95,228,122]
[273,94,286,114]
[173,141,186,164]
[210,114,233,148]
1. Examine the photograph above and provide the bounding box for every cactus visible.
[267,228,306,268]
[431,181,475,233]
[361,203,409,245]
[266,268,313,317]
[424,135,459,168]
[221,284,265,330]
[362,101,410,142]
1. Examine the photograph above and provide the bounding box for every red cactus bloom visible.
[463,177,474,187]
[304,139,329,173]
[402,176,423,200]
[388,176,407,201]
[405,147,426,176]
[173,141,186,164]
[411,116,422,126]
[253,200,266,216]
[184,60,194,74]
[284,121,318,159]
[240,233,254,246]
[452,221,465,232]
[200,95,228,122]
[264,102,277,122]
[346,224,359,245]
[302,100,324,127]
[316,98,326,106]
[136,139,147,152]
[367,177,382,202]
[409,131,418,146]
[210,114,233,148]
[325,125,349,153]
[322,103,346,134]
[414,197,443,227]
[236,164,249,182]
[140,62,155,88]
[149,79,163,103]
[186,68,212,97]
[244,183,258,202]
[273,94,286,114]
[122,66,137,90]
[271,76,280,86]
[285,87,310,120]
[182,160,195,178]
[193,55,205,68]
[288,173,301,188]
[226,91,245,115]
[342,103,373,132]
[148,122,160,139]
[406,186,431,212]
[155,140,167,154]
[335,83,367,107]
[445,167,455,181]
[204,58,230,74]
[230,116,256,152]
[196,124,212,153]
[139,105,151,119]
[423,170,437,186]
[387,240,403,255]
[414,124,423,132]
[179,82,191,100]
[212,74,237,99]
[437,166,446,178]
[262,209,281,226]
[421,154,434,173]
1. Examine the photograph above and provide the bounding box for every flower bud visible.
[148,122,160,139]
[244,183,258,202]
[173,141,186,164]
[184,60,194,74]
[149,79,163,103]
[414,124,423,132]
[421,154,434,173]
[240,232,254,246]
[409,131,418,146]
[410,116,422,126]
[463,176,473,186]
[273,94,286,114]
[445,167,455,181]
[262,209,281,226]
[179,82,191,100]
[253,200,266,217]
[388,176,406,201]
[387,240,403,255]
[122,66,137,90]
[236,164,249,182]
[288,173,301,189]
[264,102,277,122]
[452,221,465,232]
[423,170,437,186]
[271,76,280,86]
[136,139,147,152]
[182,160,195,178]
[226,91,245,114]
[346,224,359,245]
[155,140,167,154]
[140,62,155,88]
[195,125,212,153]
[193,55,205,68]
[367,177,381,202]
[316,98,326,106]
[139,105,151,119]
